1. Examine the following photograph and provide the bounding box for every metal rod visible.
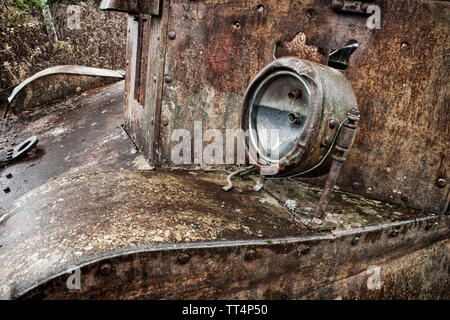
[313,107,360,223]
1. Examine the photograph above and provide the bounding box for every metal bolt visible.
[177,253,190,265]
[168,30,176,40]
[161,117,169,127]
[233,21,241,30]
[436,178,446,188]
[306,8,317,19]
[257,4,264,14]
[100,263,112,275]
[401,42,409,50]
[351,236,360,245]
[164,75,172,84]
[244,249,256,261]
[329,119,338,129]
[401,194,409,203]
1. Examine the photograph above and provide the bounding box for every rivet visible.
[436,178,446,188]
[306,8,317,19]
[244,249,256,261]
[257,4,265,14]
[351,237,360,245]
[233,21,241,30]
[164,75,172,84]
[177,253,190,265]
[168,31,176,40]
[100,263,112,275]
[367,186,373,193]
[401,41,409,50]
[161,117,169,127]
[329,119,337,129]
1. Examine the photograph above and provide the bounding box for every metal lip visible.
[248,70,312,164]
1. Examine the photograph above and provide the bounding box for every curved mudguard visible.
[0,170,448,299]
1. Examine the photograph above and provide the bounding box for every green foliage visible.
[31,0,46,11]
[15,0,30,11]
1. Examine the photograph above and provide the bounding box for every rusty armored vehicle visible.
[0,0,448,299]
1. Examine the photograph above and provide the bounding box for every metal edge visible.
[7,66,125,104]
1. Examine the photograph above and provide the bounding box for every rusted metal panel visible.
[16,239,450,299]
[149,0,449,213]
[1,168,448,299]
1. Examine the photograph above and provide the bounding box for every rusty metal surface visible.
[18,238,450,299]
[0,81,150,210]
[0,169,308,299]
[121,0,449,214]
[2,198,447,299]
[0,163,447,299]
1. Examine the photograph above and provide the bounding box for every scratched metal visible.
[119,0,449,214]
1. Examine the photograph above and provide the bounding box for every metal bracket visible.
[313,108,360,224]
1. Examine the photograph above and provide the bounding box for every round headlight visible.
[241,57,358,177]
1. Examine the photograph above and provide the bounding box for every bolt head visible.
[329,119,338,129]
[177,253,190,265]
[168,31,176,40]
[164,76,172,84]
[244,249,256,261]
[100,263,112,275]
[436,178,446,188]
